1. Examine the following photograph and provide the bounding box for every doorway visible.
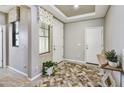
[85,27,104,64]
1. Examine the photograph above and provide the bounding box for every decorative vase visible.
[108,61,118,67]
[46,66,54,76]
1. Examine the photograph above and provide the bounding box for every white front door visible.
[85,27,103,64]
[52,19,63,63]
[0,27,3,67]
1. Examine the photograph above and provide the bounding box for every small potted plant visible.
[42,61,57,76]
[105,50,119,67]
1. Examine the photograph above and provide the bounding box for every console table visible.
[101,65,123,87]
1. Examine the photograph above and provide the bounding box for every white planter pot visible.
[46,67,54,76]
[108,61,118,67]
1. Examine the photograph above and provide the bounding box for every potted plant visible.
[105,50,119,67]
[42,61,57,76]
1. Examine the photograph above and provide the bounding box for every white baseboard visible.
[8,59,85,81]
[29,59,84,81]
[28,73,42,81]
[8,66,42,81]
[8,66,28,77]
[64,58,86,65]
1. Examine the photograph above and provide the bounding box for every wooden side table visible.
[101,65,123,87]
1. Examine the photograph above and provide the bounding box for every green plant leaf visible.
[105,49,118,62]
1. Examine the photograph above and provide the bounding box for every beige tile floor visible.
[0,68,30,87]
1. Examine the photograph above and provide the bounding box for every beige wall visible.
[0,12,7,25]
[8,6,51,78]
[30,6,40,78]
[105,6,124,56]
[30,6,54,78]
[64,18,104,62]
[105,5,124,86]
[9,6,30,75]
[5,6,61,78]
[30,6,65,77]
[40,53,52,63]
[7,6,53,78]
[0,12,7,67]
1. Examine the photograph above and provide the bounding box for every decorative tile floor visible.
[0,61,104,87]
[33,61,104,87]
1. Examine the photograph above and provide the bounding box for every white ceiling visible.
[41,5,109,23]
[0,5,16,13]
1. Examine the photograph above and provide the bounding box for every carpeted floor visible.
[33,61,104,87]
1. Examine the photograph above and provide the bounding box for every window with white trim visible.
[39,23,50,54]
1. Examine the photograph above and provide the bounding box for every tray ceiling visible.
[55,5,95,17]
[41,5,109,23]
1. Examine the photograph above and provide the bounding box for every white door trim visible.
[0,27,3,67]
[84,26,104,63]
[0,25,6,68]
[52,18,64,63]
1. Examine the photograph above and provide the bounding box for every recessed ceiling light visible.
[74,5,79,9]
